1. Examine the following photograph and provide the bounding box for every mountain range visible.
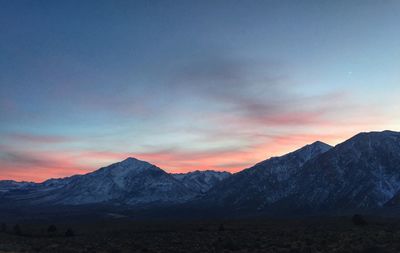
[1,130,400,218]
[0,158,230,206]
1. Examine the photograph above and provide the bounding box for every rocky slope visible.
[279,130,400,212]
[2,130,400,216]
[172,170,231,193]
[200,141,332,210]
[2,158,198,205]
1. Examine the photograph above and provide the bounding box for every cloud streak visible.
[0,51,398,182]
[169,54,352,131]
[4,133,74,144]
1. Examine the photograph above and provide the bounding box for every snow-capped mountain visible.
[3,158,198,205]
[172,170,231,193]
[0,180,36,193]
[201,131,400,214]
[200,141,332,210]
[2,130,400,217]
[1,158,233,206]
[280,130,400,212]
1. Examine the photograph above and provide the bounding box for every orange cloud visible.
[0,150,86,182]
[0,124,395,182]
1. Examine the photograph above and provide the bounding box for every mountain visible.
[2,130,400,218]
[0,180,36,193]
[172,170,231,193]
[1,158,232,207]
[278,130,400,212]
[201,130,400,215]
[200,141,332,210]
[3,158,198,206]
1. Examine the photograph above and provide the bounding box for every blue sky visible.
[1,0,399,181]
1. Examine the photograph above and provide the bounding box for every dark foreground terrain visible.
[0,216,399,253]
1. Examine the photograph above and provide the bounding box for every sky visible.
[1,0,400,182]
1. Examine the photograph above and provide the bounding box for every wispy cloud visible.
[169,54,352,130]
[4,133,74,144]
[0,147,85,182]
[0,54,396,182]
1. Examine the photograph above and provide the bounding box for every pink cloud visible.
[0,118,394,182]
[0,150,87,182]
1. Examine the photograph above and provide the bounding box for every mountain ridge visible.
[1,130,400,218]
[0,158,231,206]
[197,140,332,210]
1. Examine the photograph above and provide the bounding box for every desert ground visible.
[0,216,399,253]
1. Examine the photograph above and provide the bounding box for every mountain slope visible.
[4,158,198,206]
[280,130,400,212]
[0,180,36,193]
[2,130,400,217]
[201,141,332,210]
[172,170,231,193]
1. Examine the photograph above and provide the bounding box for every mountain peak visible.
[121,157,142,163]
[117,157,154,167]
[311,140,329,146]
[339,130,400,150]
[288,141,332,161]
[92,157,159,177]
[351,130,400,139]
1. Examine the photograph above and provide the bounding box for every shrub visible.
[47,224,57,234]
[352,214,368,226]
[197,226,205,232]
[362,246,388,253]
[222,239,240,251]
[0,223,7,232]
[13,224,22,235]
[65,228,75,237]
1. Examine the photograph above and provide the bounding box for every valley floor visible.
[0,217,399,253]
